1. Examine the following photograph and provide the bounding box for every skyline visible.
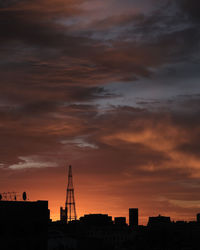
[1,184,200,227]
[1,164,200,225]
[0,0,200,225]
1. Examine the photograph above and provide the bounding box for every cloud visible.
[0,0,199,93]
[9,156,57,170]
[61,137,98,149]
[177,0,200,22]
[0,163,5,168]
[0,0,22,8]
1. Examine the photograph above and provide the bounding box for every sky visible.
[0,0,200,225]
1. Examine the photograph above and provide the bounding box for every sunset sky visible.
[0,0,200,225]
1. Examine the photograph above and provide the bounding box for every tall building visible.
[197,213,200,223]
[0,200,49,250]
[129,208,138,227]
[60,206,67,221]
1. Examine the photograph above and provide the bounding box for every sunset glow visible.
[0,0,200,225]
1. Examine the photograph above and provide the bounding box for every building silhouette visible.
[79,214,113,226]
[2,177,200,250]
[197,213,200,223]
[114,217,126,226]
[129,208,138,227]
[148,214,171,227]
[51,173,200,249]
[0,200,49,250]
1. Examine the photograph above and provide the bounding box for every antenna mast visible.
[66,165,77,222]
[60,165,77,223]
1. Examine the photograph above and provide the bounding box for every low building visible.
[79,214,113,226]
[148,214,171,227]
[114,217,126,226]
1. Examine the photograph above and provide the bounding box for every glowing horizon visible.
[0,0,200,226]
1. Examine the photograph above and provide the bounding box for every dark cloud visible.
[177,142,200,159]
[1,0,199,89]
[178,0,200,22]
[0,0,23,8]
